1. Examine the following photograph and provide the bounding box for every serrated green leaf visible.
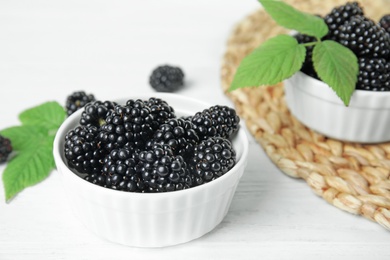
[259,0,328,39]
[0,125,48,151]
[19,101,66,131]
[229,35,306,91]
[2,134,55,202]
[313,40,358,106]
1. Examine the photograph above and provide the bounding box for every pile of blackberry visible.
[64,96,240,193]
[296,2,390,91]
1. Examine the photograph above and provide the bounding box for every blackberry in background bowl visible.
[53,93,249,247]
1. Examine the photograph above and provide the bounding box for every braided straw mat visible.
[221,0,390,230]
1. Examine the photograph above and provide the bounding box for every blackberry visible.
[151,118,200,159]
[294,33,318,79]
[149,65,185,92]
[189,137,236,186]
[65,91,96,116]
[324,2,364,41]
[98,100,157,151]
[0,135,12,164]
[98,148,145,192]
[379,14,390,35]
[191,105,240,140]
[138,143,193,192]
[64,125,106,174]
[357,57,390,91]
[80,100,117,127]
[84,173,107,187]
[339,16,390,59]
[143,97,176,125]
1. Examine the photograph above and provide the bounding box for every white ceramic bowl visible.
[284,71,390,143]
[53,93,249,248]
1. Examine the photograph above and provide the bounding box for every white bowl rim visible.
[288,71,390,108]
[53,93,249,199]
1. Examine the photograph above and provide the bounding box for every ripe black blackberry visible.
[143,97,176,125]
[339,16,390,59]
[324,1,364,41]
[138,143,193,192]
[191,105,240,140]
[98,100,157,151]
[84,173,107,187]
[149,65,185,92]
[294,33,318,79]
[80,100,117,127]
[98,148,145,192]
[64,125,106,174]
[65,91,96,116]
[0,135,12,164]
[151,118,200,159]
[379,14,390,35]
[189,137,236,186]
[357,57,390,91]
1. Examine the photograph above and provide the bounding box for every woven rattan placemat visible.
[221,0,390,230]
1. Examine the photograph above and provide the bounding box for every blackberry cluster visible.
[138,143,192,192]
[65,91,96,116]
[324,2,364,41]
[190,105,240,140]
[357,57,390,91]
[98,100,156,151]
[80,100,117,127]
[64,125,105,174]
[143,97,176,125]
[339,16,390,59]
[0,135,12,164]
[151,118,200,159]
[149,65,185,92]
[300,2,390,91]
[189,137,236,186]
[64,96,240,193]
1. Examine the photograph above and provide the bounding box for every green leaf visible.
[19,101,66,131]
[259,0,328,39]
[0,125,48,151]
[229,35,306,91]
[313,40,359,106]
[2,134,55,202]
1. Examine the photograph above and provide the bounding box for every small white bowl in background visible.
[53,93,249,248]
[284,71,390,143]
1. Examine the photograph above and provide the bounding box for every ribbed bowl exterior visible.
[53,93,249,247]
[284,72,390,143]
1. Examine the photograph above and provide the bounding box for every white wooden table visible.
[1,1,389,259]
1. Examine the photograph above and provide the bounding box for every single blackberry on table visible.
[151,118,200,159]
[379,14,390,35]
[80,100,117,127]
[64,125,106,175]
[189,137,236,186]
[0,135,12,164]
[138,143,193,192]
[143,97,176,125]
[65,91,96,116]
[339,16,390,59]
[98,100,157,151]
[294,33,318,79]
[97,148,145,192]
[357,57,390,91]
[324,1,364,41]
[191,105,240,141]
[149,65,185,92]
